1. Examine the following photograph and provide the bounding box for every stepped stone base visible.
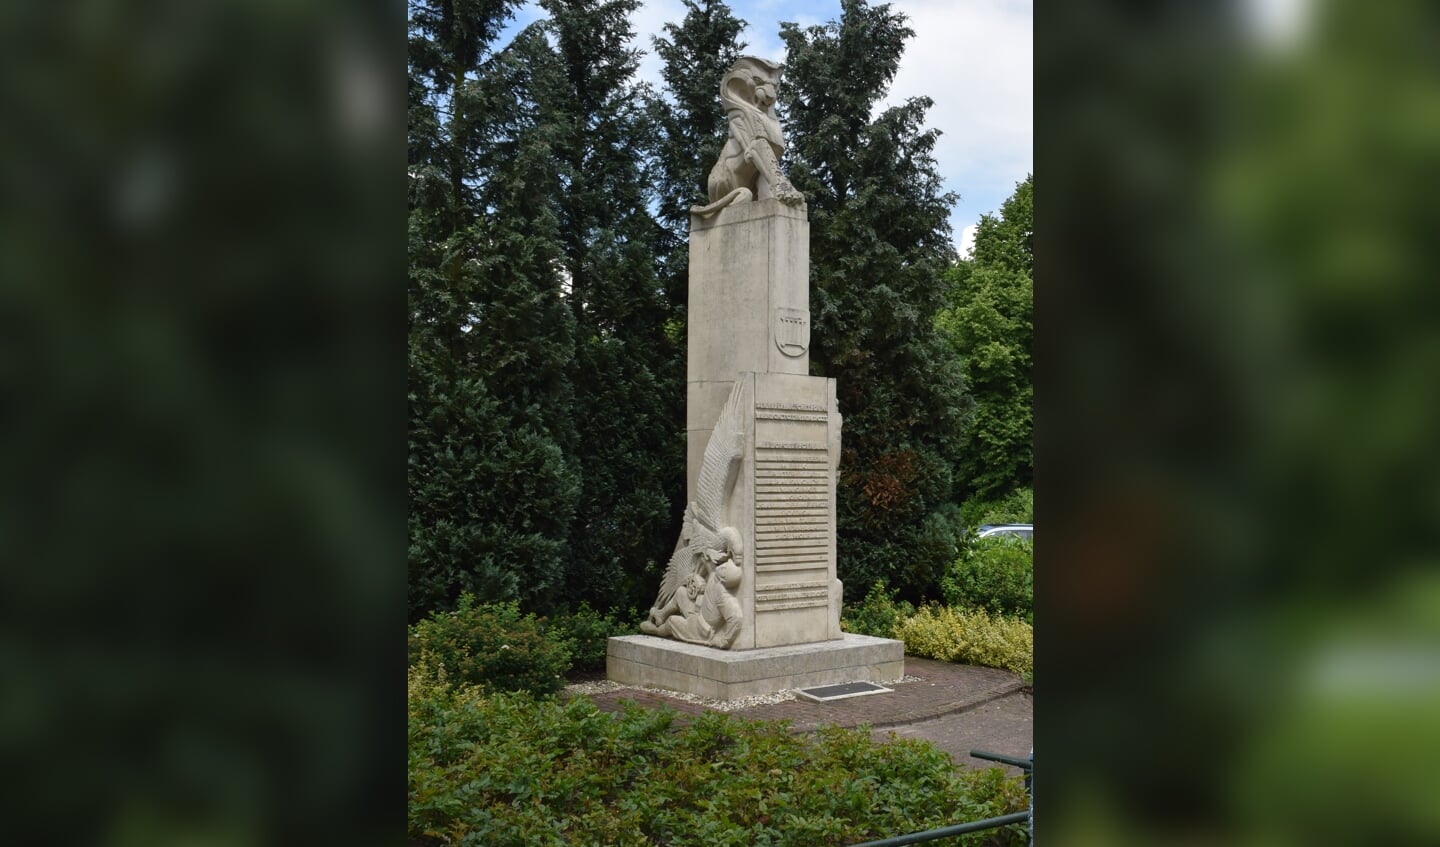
[607,633,904,701]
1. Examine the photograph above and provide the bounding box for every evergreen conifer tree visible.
[779,0,972,600]
[648,0,749,321]
[536,0,684,612]
[408,0,580,618]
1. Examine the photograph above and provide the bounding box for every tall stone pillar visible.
[686,198,810,501]
[608,55,902,699]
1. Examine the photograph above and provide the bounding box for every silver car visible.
[975,523,1033,542]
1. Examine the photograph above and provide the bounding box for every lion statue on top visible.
[690,56,806,217]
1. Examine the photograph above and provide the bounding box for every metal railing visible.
[971,749,1033,796]
[848,811,1030,846]
[848,749,1033,846]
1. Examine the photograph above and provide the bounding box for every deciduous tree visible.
[939,175,1033,503]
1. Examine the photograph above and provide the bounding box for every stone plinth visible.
[607,633,904,701]
[687,198,809,501]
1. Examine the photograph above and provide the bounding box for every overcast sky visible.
[507,0,1033,257]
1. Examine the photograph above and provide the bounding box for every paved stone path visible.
[875,690,1033,776]
[580,656,1033,775]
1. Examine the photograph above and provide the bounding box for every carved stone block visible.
[687,198,809,502]
[738,371,843,648]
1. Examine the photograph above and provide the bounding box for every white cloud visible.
[1239,0,1313,51]
[959,223,978,259]
[630,0,688,90]
[881,0,1032,240]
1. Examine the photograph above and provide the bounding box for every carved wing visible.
[648,380,746,615]
[694,379,747,534]
[652,510,696,612]
[652,505,722,610]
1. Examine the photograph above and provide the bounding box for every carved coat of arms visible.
[774,307,809,358]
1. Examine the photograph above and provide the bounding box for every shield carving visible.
[774,307,809,358]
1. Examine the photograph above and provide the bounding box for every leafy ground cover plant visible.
[942,536,1033,623]
[894,604,1033,677]
[408,594,571,697]
[408,673,1028,846]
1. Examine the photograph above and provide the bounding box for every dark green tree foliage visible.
[939,175,1033,502]
[648,0,748,321]
[779,0,971,600]
[537,0,684,612]
[408,0,581,618]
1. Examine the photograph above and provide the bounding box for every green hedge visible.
[408,671,1028,846]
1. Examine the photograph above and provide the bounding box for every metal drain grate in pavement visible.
[795,681,893,702]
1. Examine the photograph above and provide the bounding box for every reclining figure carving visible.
[640,522,743,649]
[640,381,746,649]
[690,56,805,217]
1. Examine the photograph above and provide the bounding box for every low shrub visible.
[408,676,1029,846]
[840,581,916,639]
[408,594,571,697]
[895,605,1033,677]
[942,536,1033,623]
[545,602,639,672]
[959,487,1033,528]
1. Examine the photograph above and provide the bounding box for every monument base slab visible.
[607,633,904,701]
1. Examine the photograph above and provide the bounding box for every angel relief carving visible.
[690,56,805,218]
[641,382,747,649]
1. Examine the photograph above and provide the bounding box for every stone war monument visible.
[607,56,904,700]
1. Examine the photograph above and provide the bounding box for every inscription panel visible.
[748,380,839,647]
[755,566,828,587]
[753,408,831,605]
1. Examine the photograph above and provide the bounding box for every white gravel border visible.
[565,674,923,712]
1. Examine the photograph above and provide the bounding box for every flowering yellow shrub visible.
[894,604,1033,677]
